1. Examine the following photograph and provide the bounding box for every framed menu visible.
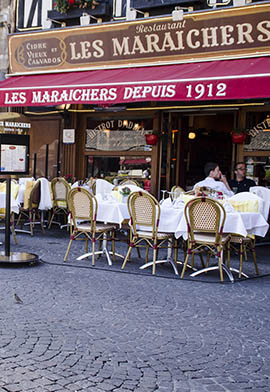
[0,134,29,174]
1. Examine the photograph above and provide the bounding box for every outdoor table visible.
[0,192,20,214]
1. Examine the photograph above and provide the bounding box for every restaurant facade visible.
[0,1,269,196]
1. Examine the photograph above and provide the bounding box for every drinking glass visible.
[160,190,168,205]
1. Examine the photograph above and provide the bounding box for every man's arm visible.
[220,173,233,192]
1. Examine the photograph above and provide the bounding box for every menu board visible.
[1,144,27,172]
[0,134,29,175]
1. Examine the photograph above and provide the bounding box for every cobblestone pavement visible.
[0,227,269,392]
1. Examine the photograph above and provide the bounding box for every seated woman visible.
[193,162,234,197]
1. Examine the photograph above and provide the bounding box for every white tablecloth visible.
[95,195,130,226]
[0,192,19,214]
[173,208,269,239]
[93,197,269,239]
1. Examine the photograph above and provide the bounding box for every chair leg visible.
[227,242,231,270]
[217,248,224,282]
[40,212,45,235]
[48,210,55,229]
[199,252,205,268]
[239,242,243,278]
[180,252,191,278]
[152,243,157,275]
[191,253,195,268]
[122,246,133,270]
[10,214,17,245]
[11,222,17,245]
[244,245,248,261]
[85,237,88,253]
[174,239,178,262]
[250,240,259,275]
[145,245,149,264]
[92,238,95,266]
[30,211,34,236]
[111,231,115,262]
[64,238,73,261]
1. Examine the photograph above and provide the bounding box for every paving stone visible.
[0,229,269,391]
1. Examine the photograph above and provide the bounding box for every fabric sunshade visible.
[0,56,269,106]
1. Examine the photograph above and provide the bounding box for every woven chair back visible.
[128,191,160,236]
[120,179,139,186]
[185,197,226,241]
[29,181,41,209]
[171,185,185,200]
[68,187,96,230]
[51,177,69,207]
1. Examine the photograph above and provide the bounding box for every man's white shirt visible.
[193,177,234,197]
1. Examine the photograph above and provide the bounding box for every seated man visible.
[193,162,234,197]
[228,162,256,193]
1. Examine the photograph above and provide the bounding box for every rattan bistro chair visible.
[121,191,178,275]
[170,185,185,201]
[16,180,45,236]
[0,212,17,244]
[119,179,140,187]
[48,177,70,229]
[229,234,258,278]
[180,197,231,282]
[64,187,116,265]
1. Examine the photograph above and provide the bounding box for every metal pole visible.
[45,144,49,178]
[5,177,11,257]
[33,153,37,179]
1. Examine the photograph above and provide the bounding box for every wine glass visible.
[159,190,168,205]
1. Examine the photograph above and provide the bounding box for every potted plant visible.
[120,186,131,202]
[145,131,159,146]
[54,0,99,14]
[231,129,247,144]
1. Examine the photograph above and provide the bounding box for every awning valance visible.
[0,57,269,107]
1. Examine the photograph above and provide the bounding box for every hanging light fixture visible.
[188,132,196,140]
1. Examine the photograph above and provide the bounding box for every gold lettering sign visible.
[8,3,270,75]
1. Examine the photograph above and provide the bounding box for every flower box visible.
[48,2,108,21]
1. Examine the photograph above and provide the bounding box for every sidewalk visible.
[0,226,269,391]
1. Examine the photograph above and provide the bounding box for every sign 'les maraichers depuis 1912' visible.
[8,3,270,75]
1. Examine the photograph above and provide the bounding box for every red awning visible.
[0,57,269,106]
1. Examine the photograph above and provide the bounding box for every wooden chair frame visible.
[180,197,232,282]
[16,181,45,236]
[170,185,185,201]
[64,187,116,265]
[121,191,178,275]
[48,177,70,229]
[119,179,140,187]
[229,234,258,278]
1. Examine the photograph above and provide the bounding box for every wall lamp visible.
[42,18,66,29]
[188,132,196,140]
[172,6,193,21]
[126,8,149,20]
[80,13,102,26]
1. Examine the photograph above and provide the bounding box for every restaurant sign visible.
[8,3,270,75]
[86,119,152,151]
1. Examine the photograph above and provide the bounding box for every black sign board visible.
[0,134,29,175]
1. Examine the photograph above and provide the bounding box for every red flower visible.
[69,0,75,4]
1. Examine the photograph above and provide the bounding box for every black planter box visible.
[48,3,109,22]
